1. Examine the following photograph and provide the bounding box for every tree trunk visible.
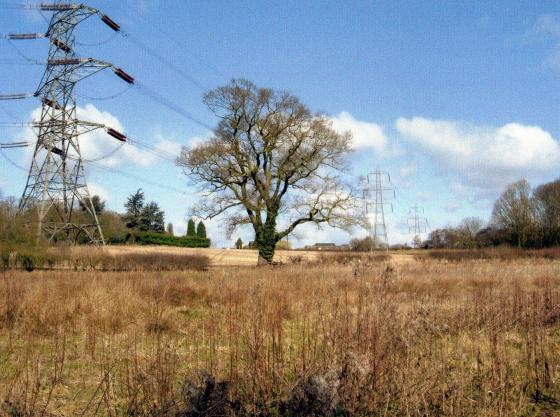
[256,231,277,264]
[256,212,278,265]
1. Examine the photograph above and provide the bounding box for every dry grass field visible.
[103,246,321,267]
[1,251,559,416]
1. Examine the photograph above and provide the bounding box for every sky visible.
[1,0,560,247]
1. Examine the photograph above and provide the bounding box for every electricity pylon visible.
[407,205,428,247]
[362,168,395,250]
[13,3,132,244]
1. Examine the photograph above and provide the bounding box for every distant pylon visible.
[362,168,395,250]
[14,4,132,244]
[407,205,428,247]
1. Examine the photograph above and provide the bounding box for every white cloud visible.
[545,48,560,72]
[529,14,560,72]
[330,111,388,152]
[20,104,184,168]
[534,14,560,37]
[395,116,560,190]
[290,222,352,248]
[87,182,110,203]
[445,201,460,213]
[415,191,431,202]
[449,181,470,196]
[77,104,156,167]
[400,164,417,178]
[155,139,182,157]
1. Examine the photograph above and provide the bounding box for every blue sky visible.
[2,0,560,247]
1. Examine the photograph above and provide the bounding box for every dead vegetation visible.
[420,246,560,262]
[1,246,210,272]
[1,256,559,416]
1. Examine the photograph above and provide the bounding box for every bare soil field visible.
[1,255,559,416]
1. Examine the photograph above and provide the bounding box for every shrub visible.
[280,374,339,416]
[179,372,240,416]
[133,231,211,248]
[16,254,34,272]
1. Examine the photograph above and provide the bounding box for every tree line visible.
[117,189,210,247]
[0,188,210,248]
[424,178,560,249]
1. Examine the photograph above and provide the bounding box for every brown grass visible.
[3,247,210,272]
[1,256,559,416]
[420,247,560,262]
[104,245,320,267]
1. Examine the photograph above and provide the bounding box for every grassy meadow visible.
[1,250,559,416]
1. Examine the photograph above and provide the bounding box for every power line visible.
[0,147,27,171]
[86,160,187,195]
[0,2,31,10]
[0,119,182,165]
[0,140,31,148]
[2,8,214,132]
[0,102,22,121]
[127,141,178,164]
[75,84,133,101]
[0,58,44,65]
[121,31,207,92]
[81,142,126,163]
[6,39,44,65]
[135,81,213,130]
[130,12,229,81]
[39,140,185,194]
[0,3,201,209]
[76,32,118,47]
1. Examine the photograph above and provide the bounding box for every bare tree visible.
[491,179,536,248]
[179,79,361,264]
[350,236,376,252]
[456,217,484,248]
[533,179,560,246]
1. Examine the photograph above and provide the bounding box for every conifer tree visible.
[187,218,196,236]
[196,221,207,238]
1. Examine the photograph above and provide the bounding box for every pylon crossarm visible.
[31,120,105,136]
[43,5,100,33]
[37,58,113,84]
[75,120,106,135]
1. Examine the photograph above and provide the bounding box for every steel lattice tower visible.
[407,205,428,247]
[362,168,394,250]
[16,4,132,244]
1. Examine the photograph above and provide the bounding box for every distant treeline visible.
[424,178,560,249]
[0,188,211,249]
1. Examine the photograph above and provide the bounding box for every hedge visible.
[133,232,211,248]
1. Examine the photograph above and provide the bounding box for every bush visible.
[16,254,34,272]
[179,372,240,416]
[133,231,211,248]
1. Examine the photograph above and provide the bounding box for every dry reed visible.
[0,256,559,416]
